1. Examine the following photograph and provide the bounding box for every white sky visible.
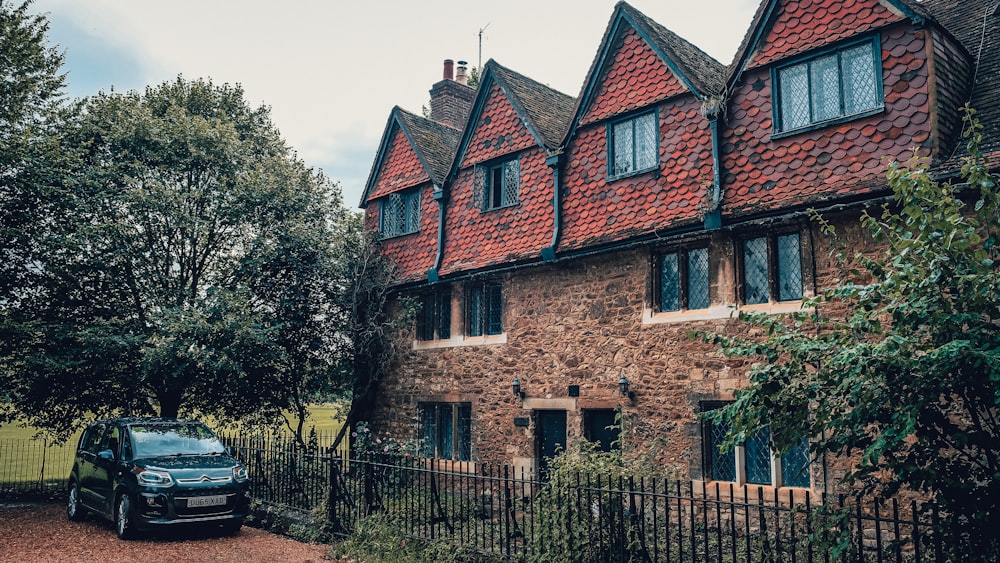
[31,0,761,208]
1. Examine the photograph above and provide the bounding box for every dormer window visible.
[478,157,520,211]
[379,189,420,238]
[773,36,883,135]
[608,110,658,179]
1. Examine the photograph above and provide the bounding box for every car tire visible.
[67,481,87,522]
[115,493,136,540]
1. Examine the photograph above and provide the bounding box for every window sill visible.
[642,306,735,325]
[739,301,809,315]
[607,164,659,182]
[380,230,420,240]
[413,333,508,350]
[480,202,520,213]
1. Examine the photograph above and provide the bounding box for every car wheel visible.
[115,493,136,540]
[67,482,87,522]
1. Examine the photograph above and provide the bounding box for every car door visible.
[91,424,121,514]
[77,423,106,507]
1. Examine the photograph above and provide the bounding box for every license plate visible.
[187,495,227,508]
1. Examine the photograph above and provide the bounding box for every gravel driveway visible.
[0,501,333,562]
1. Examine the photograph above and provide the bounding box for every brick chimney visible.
[429,58,475,128]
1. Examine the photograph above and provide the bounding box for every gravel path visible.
[0,502,334,562]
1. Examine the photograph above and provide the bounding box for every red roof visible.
[460,83,540,168]
[368,127,431,201]
[749,0,904,69]
[581,27,689,126]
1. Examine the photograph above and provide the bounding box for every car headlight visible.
[134,468,174,487]
[233,465,249,483]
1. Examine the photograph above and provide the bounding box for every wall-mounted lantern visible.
[512,377,525,399]
[619,375,635,400]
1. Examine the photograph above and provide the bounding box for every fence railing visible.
[0,438,77,498]
[221,434,945,562]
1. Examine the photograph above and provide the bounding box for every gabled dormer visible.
[437,60,574,276]
[721,0,976,218]
[361,106,461,283]
[558,1,726,252]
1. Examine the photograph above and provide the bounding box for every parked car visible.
[66,417,250,539]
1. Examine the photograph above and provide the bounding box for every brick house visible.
[359,0,1000,492]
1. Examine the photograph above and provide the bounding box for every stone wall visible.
[370,208,882,495]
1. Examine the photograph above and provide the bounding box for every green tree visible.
[697,109,1000,559]
[0,0,68,301]
[327,224,415,453]
[1,76,351,437]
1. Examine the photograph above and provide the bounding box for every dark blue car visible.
[66,418,250,539]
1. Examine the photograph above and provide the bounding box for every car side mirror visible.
[97,449,115,463]
[226,446,238,458]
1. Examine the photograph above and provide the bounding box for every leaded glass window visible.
[742,233,804,304]
[709,417,737,482]
[781,437,811,488]
[704,403,810,488]
[420,403,471,461]
[743,237,770,305]
[468,282,502,336]
[482,157,520,210]
[745,427,773,485]
[659,253,680,312]
[687,248,710,310]
[775,37,882,132]
[379,189,420,238]
[777,233,803,302]
[659,247,710,312]
[610,111,658,178]
[417,289,451,341]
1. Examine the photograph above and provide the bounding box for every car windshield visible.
[129,423,226,457]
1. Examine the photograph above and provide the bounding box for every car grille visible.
[176,475,232,484]
[174,492,237,518]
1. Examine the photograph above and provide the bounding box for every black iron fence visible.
[221,433,947,562]
[0,438,76,498]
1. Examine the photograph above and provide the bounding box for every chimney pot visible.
[443,59,454,81]
[456,60,468,86]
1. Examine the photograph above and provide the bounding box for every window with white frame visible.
[417,289,451,341]
[608,110,658,178]
[379,189,420,238]
[703,402,810,488]
[478,157,520,210]
[774,36,882,133]
[420,403,471,461]
[467,282,502,337]
[741,232,803,305]
[658,247,710,312]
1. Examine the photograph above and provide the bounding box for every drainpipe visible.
[541,153,563,262]
[701,97,723,230]
[427,184,446,282]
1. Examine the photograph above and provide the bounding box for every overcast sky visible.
[31,0,761,209]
